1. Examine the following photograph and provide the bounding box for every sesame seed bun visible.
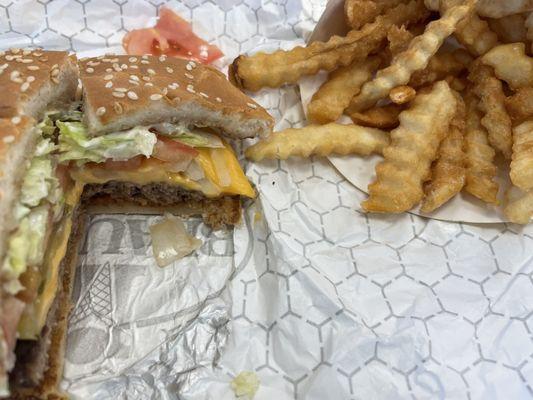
[78,55,273,138]
[0,49,78,121]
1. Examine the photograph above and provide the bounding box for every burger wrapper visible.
[2,1,533,399]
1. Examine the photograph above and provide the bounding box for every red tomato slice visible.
[102,155,145,170]
[152,135,199,163]
[122,7,223,64]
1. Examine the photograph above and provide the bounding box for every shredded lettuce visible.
[57,121,157,164]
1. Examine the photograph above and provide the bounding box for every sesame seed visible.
[200,92,209,98]
[0,63,7,69]
[51,68,60,77]
[113,102,123,114]
[96,106,106,116]
[247,102,258,109]
[115,87,127,92]
[147,68,155,75]
[86,67,94,73]
[105,68,112,72]
[102,58,112,62]
[144,82,154,87]
[186,61,196,70]
[127,91,138,100]
[105,81,113,88]
[33,51,43,57]
[129,75,139,81]
[110,58,119,63]
[112,91,125,98]
[166,67,173,73]
[140,60,150,64]
[21,82,30,92]
[20,58,33,64]
[150,93,162,101]
[161,87,168,95]
[10,71,20,82]
[159,55,167,62]
[26,75,35,82]
[87,60,101,66]
[113,63,122,72]
[215,97,222,102]
[142,76,150,81]
[186,84,195,93]
[51,64,58,70]
[10,116,21,125]
[128,57,137,63]
[185,73,194,79]
[22,49,31,56]
[104,74,113,80]
[168,83,179,90]
[121,63,128,69]
[130,65,139,69]
[27,65,39,71]
[3,135,15,143]
[10,48,20,54]
[39,57,49,62]
[187,51,193,56]
[142,55,149,59]
[51,77,59,84]
[128,80,139,86]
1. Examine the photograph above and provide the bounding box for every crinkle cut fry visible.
[344,0,408,30]
[362,81,457,213]
[504,186,533,224]
[308,56,381,124]
[244,123,389,161]
[487,14,528,44]
[454,10,499,56]
[527,13,533,53]
[505,87,533,122]
[510,120,533,191]
[476,0,533,18]
[347,0,475,113]
[463,90,499,204]
[229,0,428,91]
[468,61,513,159]
[421,91,466,213]
[481,43,533,90]
[348,103,404,129]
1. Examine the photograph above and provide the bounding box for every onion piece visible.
[164,157,193,173]
[210,148,231,187]
[185,160,205,181]
[149,213,202,267]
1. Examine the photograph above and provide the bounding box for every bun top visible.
[79,55,273,138]
[0,49,75,119]
[0,115,34,163]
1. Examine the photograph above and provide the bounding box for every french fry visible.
[504,186,533,224]
[421,92,466,213]
[510,120,533,191]
[389,85,416,104]
[454,12,499,56]
[229,0,428,91]
[347,0,475,113]
[344,0,408,30]
[348,104,404,129]
[477,0,533,18]
[463,90,499,204]
[505,87,533,122]
[245,124,389,161]
[386,25,414,57]
[487,14,528,43]
[481,43,533,90]
[362,81,457,213]
[307,57,381,124]
[468,61,513,159]
[409,49,470,87]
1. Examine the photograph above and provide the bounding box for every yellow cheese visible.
[17,208,73,339]
[72,145,255,198]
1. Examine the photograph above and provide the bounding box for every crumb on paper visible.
[230,371,260,399]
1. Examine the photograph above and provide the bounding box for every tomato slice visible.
[122,7,223,64]
[152,135,199,163]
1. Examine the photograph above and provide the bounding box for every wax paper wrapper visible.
[2,1,533,399]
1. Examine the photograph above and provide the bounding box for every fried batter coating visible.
[510,120,533,191]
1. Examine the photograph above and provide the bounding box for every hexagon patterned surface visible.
[1,1,533,399]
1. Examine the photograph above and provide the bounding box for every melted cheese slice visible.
[17,182,83,339]
[72,143,255,198]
